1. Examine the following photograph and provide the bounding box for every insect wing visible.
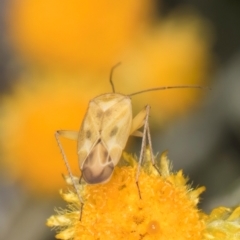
[77,100,102,167]
[101,96,132,166]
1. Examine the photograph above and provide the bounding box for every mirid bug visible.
[55,63,206,220]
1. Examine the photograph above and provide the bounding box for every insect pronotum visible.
[55,63,207,220]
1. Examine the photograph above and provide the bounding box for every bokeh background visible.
[0,0,240,239]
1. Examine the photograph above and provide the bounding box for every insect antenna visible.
[129,85,210,97]
[109,62,121,93]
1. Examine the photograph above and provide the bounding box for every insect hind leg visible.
[55,131,84,221]
[135,105,160,199]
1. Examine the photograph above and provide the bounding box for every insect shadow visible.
[55,63,206,220]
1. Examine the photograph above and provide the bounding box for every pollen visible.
[47,151,206,240]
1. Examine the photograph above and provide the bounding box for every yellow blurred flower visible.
[118,11,213,124]
[47,152,206,239]
[0,73,109,195]
[7,0,151,70]
[6,0,212,123]
[204,206,240,240]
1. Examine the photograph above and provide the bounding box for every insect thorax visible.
[92,93,130,112]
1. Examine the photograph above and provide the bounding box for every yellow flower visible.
[47,151,206,240]
[118,11,212,125]
[7,0,151,70]
[203,206,240,240]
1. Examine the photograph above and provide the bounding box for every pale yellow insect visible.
[55,64,205,220]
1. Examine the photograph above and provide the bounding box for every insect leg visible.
[135,105,150,199]
[56,130,78,140]
[146,118,161,175]
[55,131,84,221]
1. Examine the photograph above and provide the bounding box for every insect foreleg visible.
[56,130,78,140]
[135,105,161,199]
[55,131,84,220]
[146,119,161,175]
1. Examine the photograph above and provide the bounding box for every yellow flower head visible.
[47,151,206,240]
[204,206,240,240]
